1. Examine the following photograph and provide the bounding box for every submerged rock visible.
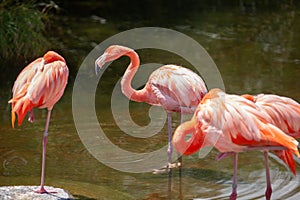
[0,186,73,200]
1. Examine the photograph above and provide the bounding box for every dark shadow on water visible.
[181,167,233,182]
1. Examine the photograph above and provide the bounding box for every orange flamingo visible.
[172,88,300,200]
[95,45,207,169]
[8,51,69,193]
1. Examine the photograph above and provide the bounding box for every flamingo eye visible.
[185,133,192,142]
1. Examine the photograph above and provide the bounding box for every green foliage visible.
[0,0,49,62]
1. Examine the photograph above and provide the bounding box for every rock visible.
[0,186,73,200]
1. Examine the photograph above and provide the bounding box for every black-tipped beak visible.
[95,62,100,75]
[95,54,106,76]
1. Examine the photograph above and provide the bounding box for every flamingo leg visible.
[35,109,52,194]
[178,162,183,199]
[152,113,179,173]
[167,112,173,168]
[264,150,272,200]
[230,152,238,200]
[167,167,173,199]
[176,114,184,168]
[216,152,234,161]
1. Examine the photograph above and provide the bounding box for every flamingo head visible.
[95,45,133,75]
[173,119,204,156]
[43,51,65,64]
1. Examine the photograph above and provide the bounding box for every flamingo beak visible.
[95,54,106,76]
[95,62,100,75]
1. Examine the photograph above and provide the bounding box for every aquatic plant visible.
[0,0,49,63]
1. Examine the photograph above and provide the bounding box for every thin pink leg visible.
[264,150,272,200]
[216,152,234,161]
[35,109,52,194]
[167,112,173,167]
[177,114,184,168]
[178,163,183,199]
[230,152,238,200]
[152,113,175,174]
[167,167,173,199]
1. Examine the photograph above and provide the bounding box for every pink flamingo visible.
[173,88,300,200]
[95,45,207,169]
[8,51,69,193]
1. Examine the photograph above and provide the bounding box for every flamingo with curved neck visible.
[95,45,207,169]
[173,88,300,200]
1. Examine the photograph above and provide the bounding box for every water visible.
[1,1,300,199]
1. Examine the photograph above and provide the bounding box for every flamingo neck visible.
[121,50,147,102]
[173,119,205,155]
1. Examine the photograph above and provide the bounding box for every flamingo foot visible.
[168,161,181,169]
[152,168,168,174]
[152,161,181,174]
[35,186,57,194]
[230,191,237,200]
[35,186,48,194]
[265,186,272,200]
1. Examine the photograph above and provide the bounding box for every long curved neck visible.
[173,119,205,155]
[120,50,146,102]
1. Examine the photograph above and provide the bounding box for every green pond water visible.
[1,1,300,199]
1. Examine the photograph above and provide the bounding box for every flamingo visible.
[216,92,300,198]
[95,45,207,169]
[172,88,300,200]
[8,51,69,193]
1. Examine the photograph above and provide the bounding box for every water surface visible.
[1,1,300,199]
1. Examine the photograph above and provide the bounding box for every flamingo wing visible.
[242,93,300,175]
[149,65,207,113]
[9,59,44,127]
[254,94,300,134]
[27,60,69,109]
[11,58,43,98]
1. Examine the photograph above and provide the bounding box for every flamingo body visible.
[8,51,69,193]
[138,64,206,113]
[173,88,299,163]
[9,51,68,127]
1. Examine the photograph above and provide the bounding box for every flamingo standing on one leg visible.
[8,51,69,193]
[172,88,300,200]
[95,45,207,169]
